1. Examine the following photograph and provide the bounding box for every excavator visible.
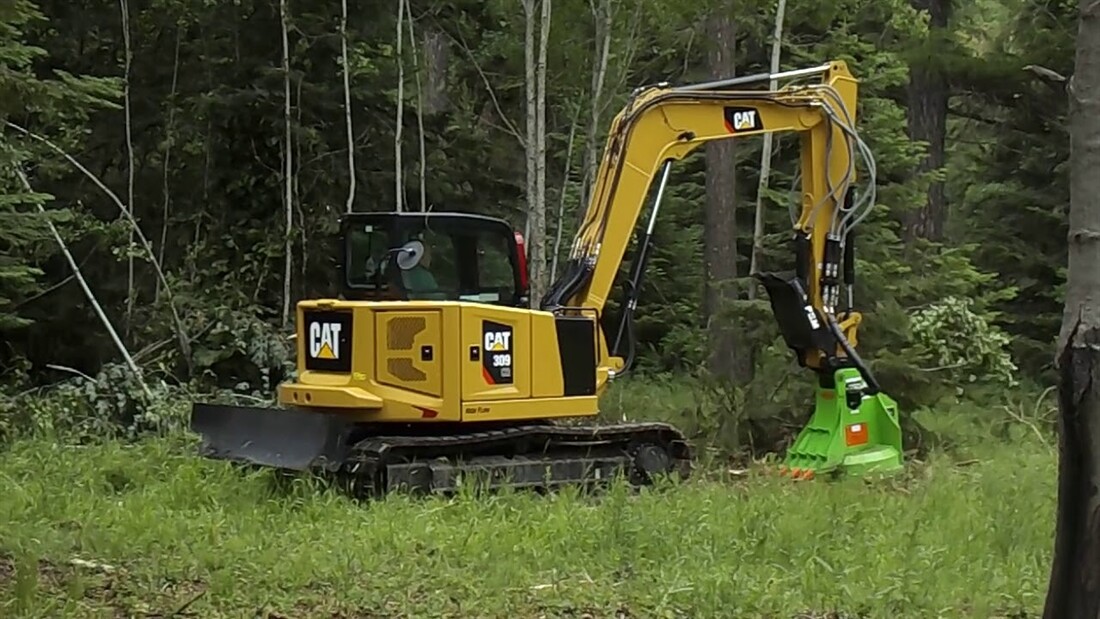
[189,59,903,495]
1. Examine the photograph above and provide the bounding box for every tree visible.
[702,3,749,384]
[903,0,951,242]
[1043,0,1100,616]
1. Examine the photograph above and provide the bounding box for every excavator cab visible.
[338,211,530,308]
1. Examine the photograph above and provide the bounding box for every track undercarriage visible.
[191,404,693,498]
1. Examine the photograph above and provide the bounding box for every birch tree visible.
[522,0,537,249]
[119,0,135,331]
[579,0,612,217]
[404,0,427,211]
[280,0,293,327]
[1043,1,1100,615]
[341,0,355,213]
[529,0,551,303]
[394,0,405,212]
[748,0,785,299]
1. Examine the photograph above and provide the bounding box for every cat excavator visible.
[189,59,904,495]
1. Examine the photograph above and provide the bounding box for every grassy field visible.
[0,417,1056,619]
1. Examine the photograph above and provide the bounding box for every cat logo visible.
[484,330,511,352]
[723,106,764,133]
[301,309,353,372]
[309,322,342,359]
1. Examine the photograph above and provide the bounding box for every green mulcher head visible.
[780,367,904,480]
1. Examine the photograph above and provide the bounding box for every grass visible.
[0,423,1056,618]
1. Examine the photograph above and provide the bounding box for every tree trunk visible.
[341,0,356,213]
[702,6,749,383]
[421,27,449,115]
[522,0,537,304]
[394,0,405,212]
[280,0,293,327]
[903,0,950,242]
[119,0,135,333]
[403,0,427,211]
[1043,2,1100,616]
[579,0,611,221]
[528,0,551,305]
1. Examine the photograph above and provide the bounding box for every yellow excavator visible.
[190,59,903,494]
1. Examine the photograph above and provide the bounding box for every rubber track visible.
[341,421,693,495]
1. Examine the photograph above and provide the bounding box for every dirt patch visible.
[0,555,13,585]
[0,552,211,618]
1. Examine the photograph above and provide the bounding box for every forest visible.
[0,0,1090,617]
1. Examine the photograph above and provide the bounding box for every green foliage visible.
[0,0,1072,481]
[0,362,188,445]
[909,295,1018,391]
[0,0,118,336]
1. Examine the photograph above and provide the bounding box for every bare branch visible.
[444,27,525,147]
[14,168,152,400]
[157,26,182,301]
[341,0,356,213]
[5,121,193,372]
[748,0,787,299]
[119,0,136,330]
[550,103,581,282]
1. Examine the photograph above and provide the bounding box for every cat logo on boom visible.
[723,106,764,133]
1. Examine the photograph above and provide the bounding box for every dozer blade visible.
[189,403,355,472]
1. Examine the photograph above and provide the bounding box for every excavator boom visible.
[543,59,903,476]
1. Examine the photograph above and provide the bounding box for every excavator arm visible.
[541,60,875,382]
[542,60,903,477]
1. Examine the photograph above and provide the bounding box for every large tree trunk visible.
[1043,2,1100,617]
[702,6,749,383]
[903,0,950,242]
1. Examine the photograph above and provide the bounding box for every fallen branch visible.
[6,121,194,374]
[15,168,151,399]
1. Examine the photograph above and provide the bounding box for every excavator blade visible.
[189,403,355,472]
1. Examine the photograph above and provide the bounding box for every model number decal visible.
[482,320,514,385]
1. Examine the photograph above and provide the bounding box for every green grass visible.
[0,428,1055,618]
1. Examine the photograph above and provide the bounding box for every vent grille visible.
[387,358,426,381]
[385,316,427,382]
[387,316,425,350]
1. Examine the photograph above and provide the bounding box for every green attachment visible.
[781,367,903,479]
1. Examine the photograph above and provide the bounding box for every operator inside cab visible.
[397,237,444,300]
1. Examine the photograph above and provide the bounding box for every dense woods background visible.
[0,0,1075,448]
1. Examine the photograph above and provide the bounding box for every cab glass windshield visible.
[343,215,522,306]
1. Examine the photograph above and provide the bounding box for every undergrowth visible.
[0,429,1054,618]
[0,368,1059,617]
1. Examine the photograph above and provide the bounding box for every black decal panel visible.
[303,309,354,372]
[555,316,596,396]
[481,320,514,385]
